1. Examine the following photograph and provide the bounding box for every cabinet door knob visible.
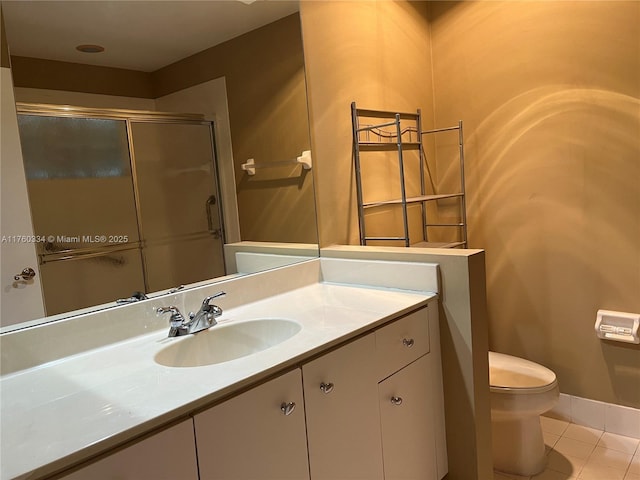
[280,402,296,416]
[390,396,403,406]
[319,382,334,394]
[402,338,415,348]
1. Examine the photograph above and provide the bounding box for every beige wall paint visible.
[428,1,640,407]
[10,56,154,98]
[13,87,156,110]
[300,1,435,248]
[1,8,9,69]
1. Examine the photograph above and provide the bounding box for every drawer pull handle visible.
[320,382,334,394]
[280,402,296,416]
[402,338,415,348]
[390,396,403,406]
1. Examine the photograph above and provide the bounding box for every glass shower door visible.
[18,114,145,315]
[129,121,225,292]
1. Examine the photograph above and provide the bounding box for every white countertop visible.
[1,281,434,480]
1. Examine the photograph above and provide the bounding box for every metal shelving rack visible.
[351,101,468,248]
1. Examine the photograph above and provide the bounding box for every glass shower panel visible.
[129,121,225,291]
[17,115,140,253]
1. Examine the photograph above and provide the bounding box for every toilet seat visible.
[489,351,557,395]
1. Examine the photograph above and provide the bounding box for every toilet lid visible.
[489,351,557,390]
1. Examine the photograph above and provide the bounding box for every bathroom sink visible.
[154,318,302,367]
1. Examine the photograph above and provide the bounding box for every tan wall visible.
[428,1,640,407]
[13,87,156,110]
[10,56,154,98]
[1,8,9,68]
[300,1,435,247]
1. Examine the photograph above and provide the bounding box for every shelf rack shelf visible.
[351,102,468,248]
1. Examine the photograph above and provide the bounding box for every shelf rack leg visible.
[395,113,410,247]
[351,102,367,246]
[458,120,468,247]
[417,109,428,244]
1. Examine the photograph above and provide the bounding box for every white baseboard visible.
[546,393,640,439]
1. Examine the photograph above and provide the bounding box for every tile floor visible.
[494,416,640,480]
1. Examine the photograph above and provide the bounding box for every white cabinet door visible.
[194,368,309,480]
[379,355,438,480]
[60,420,198,480]
[303,334,384,480]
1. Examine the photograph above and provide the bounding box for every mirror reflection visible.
[1,1,318,327]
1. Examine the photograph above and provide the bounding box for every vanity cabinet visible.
[302,305,445,480]
[59,420,198,480]
[193,368,310,480]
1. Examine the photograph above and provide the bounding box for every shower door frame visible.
[16,102,226,298]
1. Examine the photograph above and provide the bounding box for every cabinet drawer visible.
[375,307,429,380]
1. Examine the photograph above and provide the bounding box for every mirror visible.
[1,1,318,329]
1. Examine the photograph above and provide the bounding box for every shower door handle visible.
[205,195,222,239]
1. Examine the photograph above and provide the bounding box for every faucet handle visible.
[201,292,225,318]
[157,306,186,327]
[202,291,225,309]
[203,291,225,304]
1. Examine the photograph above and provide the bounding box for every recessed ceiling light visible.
[76,44,105,53]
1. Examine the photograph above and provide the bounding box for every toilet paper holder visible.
[595,309,640,344]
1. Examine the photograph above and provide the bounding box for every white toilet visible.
[489,351,560,476]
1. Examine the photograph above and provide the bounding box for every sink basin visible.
[154,318,302,368]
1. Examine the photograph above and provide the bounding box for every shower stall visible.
[16,104,226,316]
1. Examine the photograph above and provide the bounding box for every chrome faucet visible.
[157,291,226,337]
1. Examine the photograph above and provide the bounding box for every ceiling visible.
[2,1,299,72]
